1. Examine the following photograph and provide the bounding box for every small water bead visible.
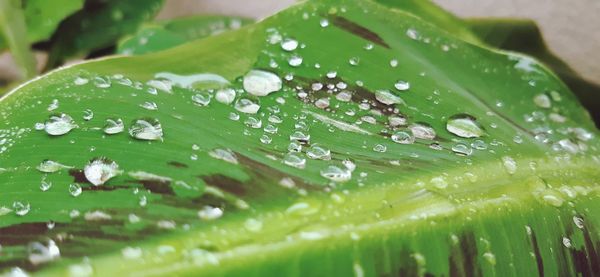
[482,252,496,265]
[198,206,223,220]
[446,114,485,138]
[268,114,283,124]
[244,218,263,232]
[451,143,472,156]
[103,118,124,134]
[128,118,163,141]
[409,123,436,140]
[47,99,59,111]
[375,90,404,105]
[243,70,282,96]
[28,240,60,265]
[326,71,337,78]
[208,148,238,164]
[74,76,89,85]
[391,130,415,144]
[549,113,566,123]
[283,153,306,169]
[406,28,419,40]
[573,216,584,229]
[191,92,212,106]
[69,184,82,197]
[264,124,278,134]
[45,113,77,136]
[288,55,303,67]
[558,139,579,154]
[336,91,352,102]
[394,80,410,91]
[573,127,593,141]
[320,165,352,182]
[311,82,323,91]
[260,135,272,144]
[234,98,260,114]
[13,201,30,216]
[319,18,329,27]
[40,179,52,191]
[390,59,399,67]
[281,38,299,51]
[502,156,517,175]
[84,158,120,186]
[82,109,94,121]
[146,79,172,93]
[533,93,551,108]
[364,43,374,50]
[37,159,72,173]
[315,98,330,109]
[289,130,310,143]
[349,57,360,66]
[306,144,331,160]
[93,76,111,88]
[429,143,443,150]
[388,115,407,127]
[215,88,236,104]
[372,144,387,153]
[244,117,262,129]
[288,141,302,152]
[431,176,448,189]
[471,140,488,150]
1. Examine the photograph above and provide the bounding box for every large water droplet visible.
[192,92,212,106]
[84,158,120,186]
[198,205,223,220]
[12,201,30,216]
[451,143,472,156]
[215,88,236,104]
[128,118,163,141]
[288,55,303,67]
[28,240,60,265]
[243,70,282,96]
[446,114,485,138]
[394,80,410,91]
[281,38,299,51]
[45,114,77,136]
[289,130,310,143]
[283,153,306,169]
[409,123,436,140]
[533,93,551,108]
[391,130,414,144]
[37,160,73,173]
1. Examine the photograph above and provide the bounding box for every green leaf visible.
[466,18,600,126]
[1,0,599,275]
[117,15,253,55]
[0,0,84,50]
[0,0,36,79]
[45,0,164,68]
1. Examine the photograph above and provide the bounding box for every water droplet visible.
[198,206,223,220]
[244,117,262,129]
[45,114,77,136]
[349,57,360,66]
[391,130,414,144]
[40,179,52,191]
[244,218,263,232]
[103,118,124,135]
[260,134,272,144]
[74,76,89,85]
[451,143,472,156]
[409,123,436,140]
[573,216,584,229]
[542,192,564,207]
[390,59,399,67]
[122,247,143,259]
[82,109,94,121]
[533,93,551,108]
[482,252,496,265]
[319,18,329,27]
[406,28,419,40]
[281,38,299,51]
[562,237,572,248]
[128,118,163,141]
[320,165,352,182]
[243,70,282,96]
[326,71,337,78]
[501,156,517,175]
[288,141,302,152]
[12,201,30,216]
[289,130,310,143]
[69,183,82,197]
[84,158,120,186]
[431,176,447,189]
[191,92,212,106]
[37,159,73,173]
[93,76,111,88]
[288,55,303,67]
[28,240,60,265]
[234,98,260,114]
[47,99,59,111]
[283,153,306,169]
[373,144,387,152]
[375,90,404,105]
[264,124,278,134]
[315,98,330,109]
[208,148,238,164]
[147,79,172,93]
[394,80,410,91]
[306,144,331,160]
[215,88,236,104]
[388,115,407,127]
[446,114,485,138]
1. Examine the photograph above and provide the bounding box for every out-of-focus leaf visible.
[0,0,36,79]
[117,15,253,55]
[45,0,164,69]
[467,18,600,126]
